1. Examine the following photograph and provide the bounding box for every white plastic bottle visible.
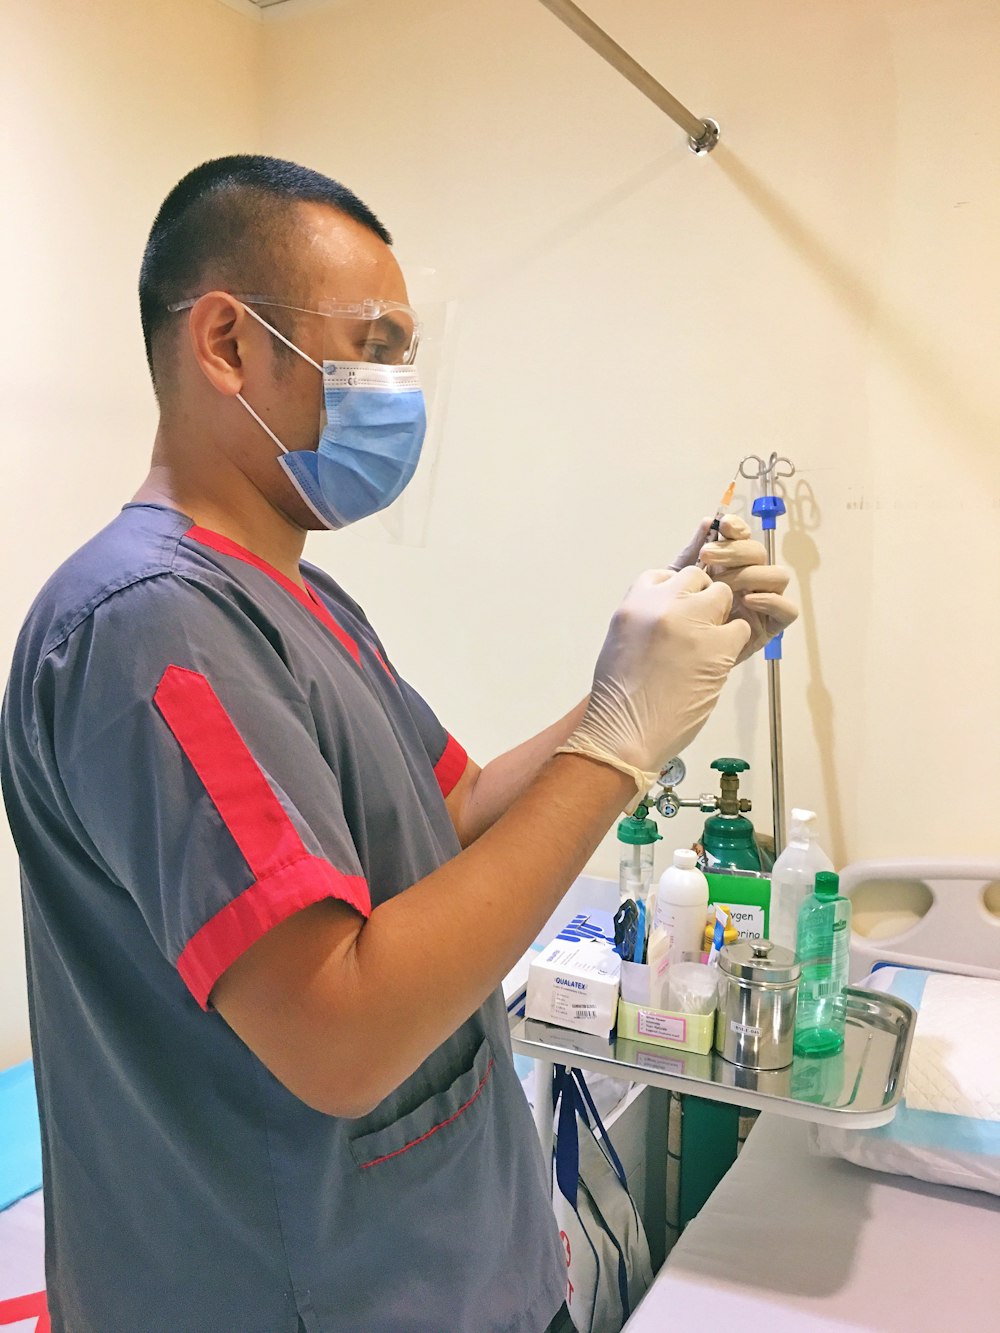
[768,809,834,952]
[652,849,709,964]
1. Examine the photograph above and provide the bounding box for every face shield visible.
[169,284,456,546]
[246,288,455,547]
[317,282,455,548]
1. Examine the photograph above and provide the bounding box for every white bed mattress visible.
[626,1111,1000,1331]
[0,1188,46,1330]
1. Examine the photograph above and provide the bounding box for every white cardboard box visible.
[526,932,621,1038]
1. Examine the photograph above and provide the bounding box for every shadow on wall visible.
[468,145,687,295]
[778,477,847,867]
[713,147,999,457]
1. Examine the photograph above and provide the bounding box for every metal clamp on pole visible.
[536,0,720,154]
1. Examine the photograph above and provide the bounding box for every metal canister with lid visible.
[715,939,801,1070]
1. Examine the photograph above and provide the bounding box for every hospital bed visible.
[0,1060,45,1332]
[626,1108,1000,1332]
[625,859,1000,1331]
[0,1191,45,1332]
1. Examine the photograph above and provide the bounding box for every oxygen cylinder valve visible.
[710,757,752,815]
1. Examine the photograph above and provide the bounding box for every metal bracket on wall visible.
[536,0,721,154]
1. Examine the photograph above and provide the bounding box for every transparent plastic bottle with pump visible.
[768,809,833,952]
[793,870,851,1057]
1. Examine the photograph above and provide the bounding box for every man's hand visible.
[557,566,751,807]
[671,515,798,663]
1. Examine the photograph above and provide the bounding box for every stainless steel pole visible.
[536,0,720,153]
[760,486,786,858]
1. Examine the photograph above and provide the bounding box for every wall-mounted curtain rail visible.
[536,0,719,154]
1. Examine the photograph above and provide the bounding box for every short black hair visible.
[139,154,392,392]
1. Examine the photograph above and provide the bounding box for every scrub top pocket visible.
[349,1036,495,1173]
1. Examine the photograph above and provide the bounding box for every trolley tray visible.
[510,986,915,1128]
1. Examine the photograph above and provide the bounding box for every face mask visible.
[236,307,427,530]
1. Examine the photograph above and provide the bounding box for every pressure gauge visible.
[656,791,681,819]
[659,757,686,788]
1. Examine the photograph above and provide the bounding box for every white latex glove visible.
[671,515,798,663]
[556,567,751,810]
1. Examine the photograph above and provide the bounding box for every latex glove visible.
[556,567,751,811]
[672,516,798,664]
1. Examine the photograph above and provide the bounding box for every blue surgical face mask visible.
[236,306,427,530]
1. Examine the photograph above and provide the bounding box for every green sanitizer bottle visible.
[793,871,851,1057]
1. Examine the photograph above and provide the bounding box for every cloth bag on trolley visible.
[552,1066,652,1333]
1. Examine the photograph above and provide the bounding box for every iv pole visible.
[739,454,796,857]
[536,0,720,154]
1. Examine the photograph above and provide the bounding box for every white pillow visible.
[811,967,1000,1196]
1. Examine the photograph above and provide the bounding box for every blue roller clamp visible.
[753,494,787,661]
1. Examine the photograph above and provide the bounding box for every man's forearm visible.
[214,752,632,1117]
[453,696,590,845]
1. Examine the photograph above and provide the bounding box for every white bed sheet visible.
[0,1188,46,1330]
[626,1111,1000,1332]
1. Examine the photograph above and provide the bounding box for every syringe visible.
[697,475,737,569]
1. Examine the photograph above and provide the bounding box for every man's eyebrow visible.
[372,315,409,344]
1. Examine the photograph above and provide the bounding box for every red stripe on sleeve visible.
[154,665,370,1008]
[184,525,361,664]
[155,666,306,878]
[177,857,369,1010]
[434,734,468,798]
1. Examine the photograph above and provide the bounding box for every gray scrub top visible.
[0,503,564,1333]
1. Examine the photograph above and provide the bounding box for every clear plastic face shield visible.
[310,285,455,548]
[169,283,455,546]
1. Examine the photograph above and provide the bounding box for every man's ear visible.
[185,291,254,396]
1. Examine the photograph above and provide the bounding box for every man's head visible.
[139,156,414,534]
[140,155,393,398]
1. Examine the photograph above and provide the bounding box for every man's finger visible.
[719,565,791,595]
[722,616,753,657]
[689,576,735,622]
[669,519,714,572]
[669,564,713,594]
[700,538,767,571]
[717,515,752,542]
[741,592,799,631]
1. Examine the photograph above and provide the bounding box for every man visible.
[1,156,795,1332]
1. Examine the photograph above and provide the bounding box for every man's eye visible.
[361,341,391,363]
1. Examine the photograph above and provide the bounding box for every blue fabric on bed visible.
[0,1060,42,1209]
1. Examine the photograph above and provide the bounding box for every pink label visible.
[637,1010,687,1042]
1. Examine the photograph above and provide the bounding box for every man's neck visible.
[133,459,309,589]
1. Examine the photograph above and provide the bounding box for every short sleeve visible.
[35,574,371,1010]
[394,676,468,799]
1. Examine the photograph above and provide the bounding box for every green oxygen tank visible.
[699,758,774,874]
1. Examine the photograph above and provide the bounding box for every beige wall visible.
[261,0,999,867]
[0,0,263,1065]
[2,0,998,1063]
